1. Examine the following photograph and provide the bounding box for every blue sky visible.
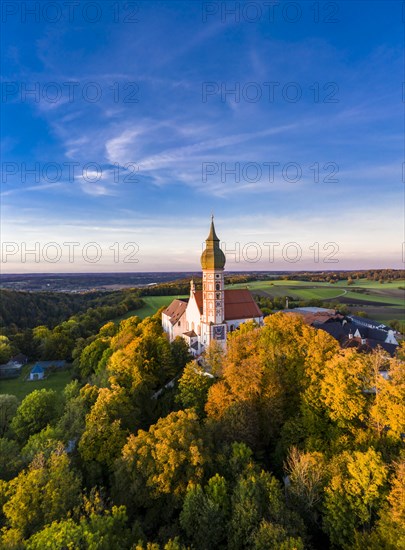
[1,0,404,272]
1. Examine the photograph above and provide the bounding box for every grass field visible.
[116,295,188,322]
[0,364,73,401]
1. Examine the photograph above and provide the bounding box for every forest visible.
[0,307,404,549]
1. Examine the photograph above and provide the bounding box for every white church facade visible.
[162,218,263,355]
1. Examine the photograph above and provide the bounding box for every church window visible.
[215,283,220,291]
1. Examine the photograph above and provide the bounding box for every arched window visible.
[216,283,220,291]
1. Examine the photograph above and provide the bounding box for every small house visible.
[30,364,45,381]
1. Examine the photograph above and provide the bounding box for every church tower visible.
[200,217,227,347]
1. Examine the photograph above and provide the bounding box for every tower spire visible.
[201,217,225,269]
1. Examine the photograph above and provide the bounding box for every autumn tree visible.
[371,355,405,440]
[78,385,133,469]
[284,447,327,527]
[319,350,373,429]
[323,448,388,547]
[115,409,209,514]
[1,445,81,543]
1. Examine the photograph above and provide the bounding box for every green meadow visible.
[0,364,73,401]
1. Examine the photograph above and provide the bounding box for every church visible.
[162,218,263,355]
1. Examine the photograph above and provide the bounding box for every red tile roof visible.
[194,289,262,321]
[162,299,187,325]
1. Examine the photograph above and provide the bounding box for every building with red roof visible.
[162,218,263,354]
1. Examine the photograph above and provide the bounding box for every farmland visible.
[118,279,404,326]
[230,279,404,325]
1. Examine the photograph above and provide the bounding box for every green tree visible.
[228,467,304,549]
[252,521,305,550]
[0,438,23,481]
[180,474,228,549]
[0,335,12,364]
[0,394,19,437]
[25,505,130,550]
[76,337,111,379]
[22,425,63,463]
[170,337,192,373]
[176,361,214,416]
[11,389,59,441]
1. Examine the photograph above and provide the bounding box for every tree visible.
[76,337,111,379]
[319,350,372,428]
[170,337,192,373]
[176,361,214,416]
[78,386,132,469]
[0,335,13,364]
[0,394,19,437]
[227,467,304,549]
[115,409,209,509]
[25,505,130,550]
[180,474,229,549]
[1,445,81,542]
[251,521,305,550]
[0,438,23,481]
[22,425,64,463]
[323,448,388,547]
[371,356,405,440]
[284,447,327,526]
[203,340,225,376]
[11,389,59,441]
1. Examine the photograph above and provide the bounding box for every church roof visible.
[162,299,187,325]
[194,289,263,321]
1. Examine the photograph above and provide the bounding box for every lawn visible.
[0,364,73,401]
[115,295,188,322]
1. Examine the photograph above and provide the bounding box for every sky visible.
[1,0,404,273]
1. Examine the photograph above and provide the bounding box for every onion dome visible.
[200,217,226,270]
